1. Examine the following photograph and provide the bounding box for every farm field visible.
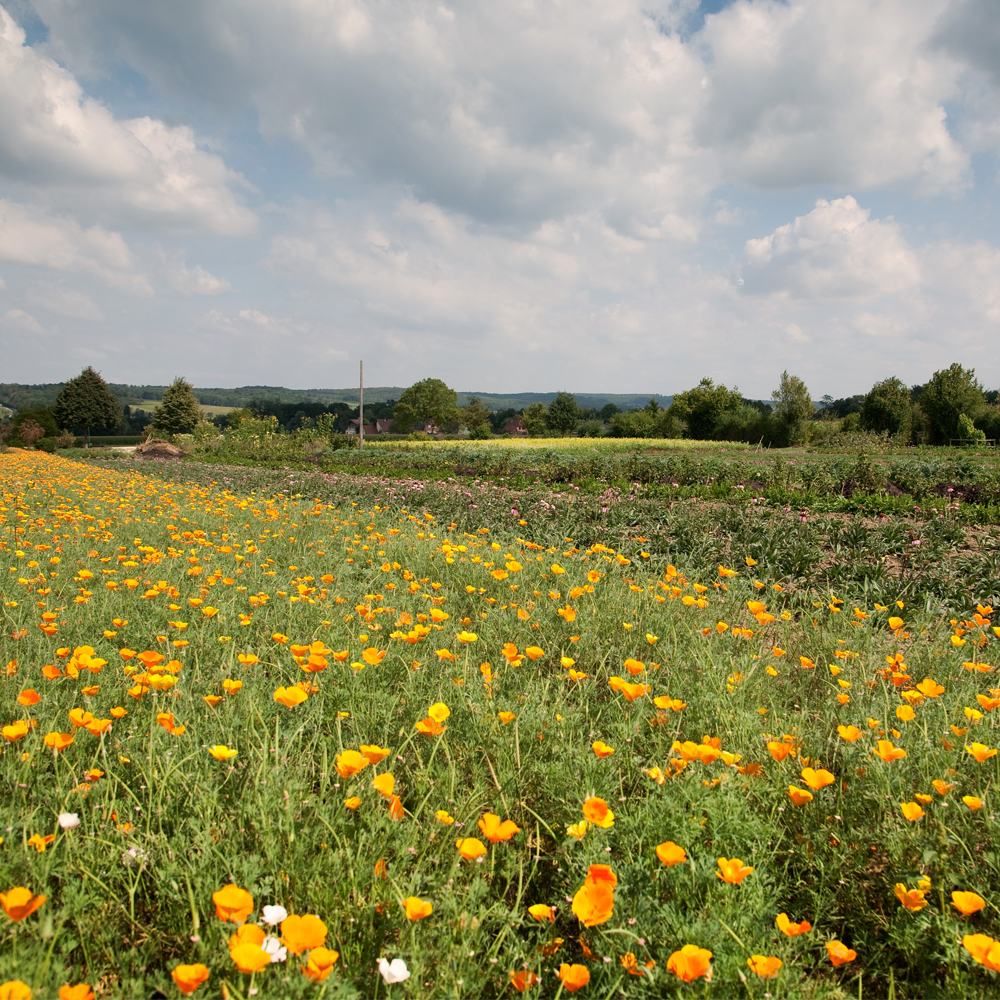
[2,448,1000,999]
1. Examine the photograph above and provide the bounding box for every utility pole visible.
[359,360,364,451]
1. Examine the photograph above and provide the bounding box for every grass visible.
[1,449,1000,998]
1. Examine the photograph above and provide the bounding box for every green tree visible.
[460,396,492,435]
[771,371,813,445]
[860,377,912,436]
[392,378,459,433]
[668,378,743,440]
[597,403,620,422]
[546,392,581,436]
[8,406,59,442]
[608,409,654,438]
[53,367,121,447]
[919,363,986,444]
[521,402,549,437]
[153,378,202,435]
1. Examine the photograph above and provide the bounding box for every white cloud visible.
[166,260,231,296]
[698,0,969,193]
[2,307,46,334]
[740,196,920,299]
[0,198,152,293]
[0,6,256,235]
[21,281,104,319]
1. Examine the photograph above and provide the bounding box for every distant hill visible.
[0,383,671,413]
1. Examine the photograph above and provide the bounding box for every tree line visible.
[3,364,998,450]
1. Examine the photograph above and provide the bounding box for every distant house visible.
[502,419,527,436]
[346,417,395,435]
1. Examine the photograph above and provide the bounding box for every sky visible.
[0,0,998,399]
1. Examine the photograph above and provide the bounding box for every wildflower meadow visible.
[2,448,1000,998]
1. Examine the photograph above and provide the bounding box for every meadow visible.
[2,447,1000,999]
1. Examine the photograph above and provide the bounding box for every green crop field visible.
[2,447,1000,999]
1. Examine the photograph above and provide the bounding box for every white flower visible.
[378,958,411,984]
[261,904,287,926]
[58,812,80,830]
[262,936,287,963]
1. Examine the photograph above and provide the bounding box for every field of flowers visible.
[2,448,1000,998]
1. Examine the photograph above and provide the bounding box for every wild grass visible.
[1,450,1000,999]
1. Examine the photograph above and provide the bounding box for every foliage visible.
[669,378,744,440]
[771,372,813,445]
[957,413,987,444]
[153,378,202,436]
[14,419,45,448]
[521,402,549,437]
[52,367,122,445]
[2,449,1000,999]
[8,406,59,442]
[920,364,986,444]
[576,419,605,438]
[458,396,490,431]
[546,392,582,436]
[860,377,913,437]
[392,378,459,432]
[607,408,654,438]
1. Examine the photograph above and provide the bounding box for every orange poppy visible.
[667,945,712,982]
[0,887,46,921]
[478,813,520,842]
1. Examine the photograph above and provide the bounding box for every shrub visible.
[860,376,912,436]
[957,413,987,444]
[919,363,986,443]
[576,419,605,438]
[153,378,202,436]
[36,437,56,453]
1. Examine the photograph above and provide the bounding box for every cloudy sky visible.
[1,0,998,398]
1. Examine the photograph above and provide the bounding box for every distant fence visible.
[72,436,145,447]
[949,438,996,447]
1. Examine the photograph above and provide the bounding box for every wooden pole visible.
[359,360,364,451]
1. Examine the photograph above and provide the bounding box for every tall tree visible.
[53,367,121,447]
[460,396,492,433]
[546,392,581,436]
[919,363,986,444]
[392,378,459,432]
[771,371,813,445]
[668,378,742,440]
[153,378,202,435]
[860,377,912,436]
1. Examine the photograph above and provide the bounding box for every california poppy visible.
[479,813,520,842]
[58,986,94,1000]
[281,914,327,954]
[557,964,590,992]
[528,904,555,922]
[581,797,614,829]
[747,955,782,978]
[403,897,432,921]
[716,858,754,884]
[171,964,210,995]
[456,837,487,860]
[0,887,45,922]
[800,767,835,791]
[229,942,270,974]
[656,841,687,867]
[335,750,368,778]
[952,891,986,916]
[966,743,998,763]
[667,944,712,982]
[212,884,254,924]
[510,971,537,992]
[826,940,856,967]
[303,947,339,983]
